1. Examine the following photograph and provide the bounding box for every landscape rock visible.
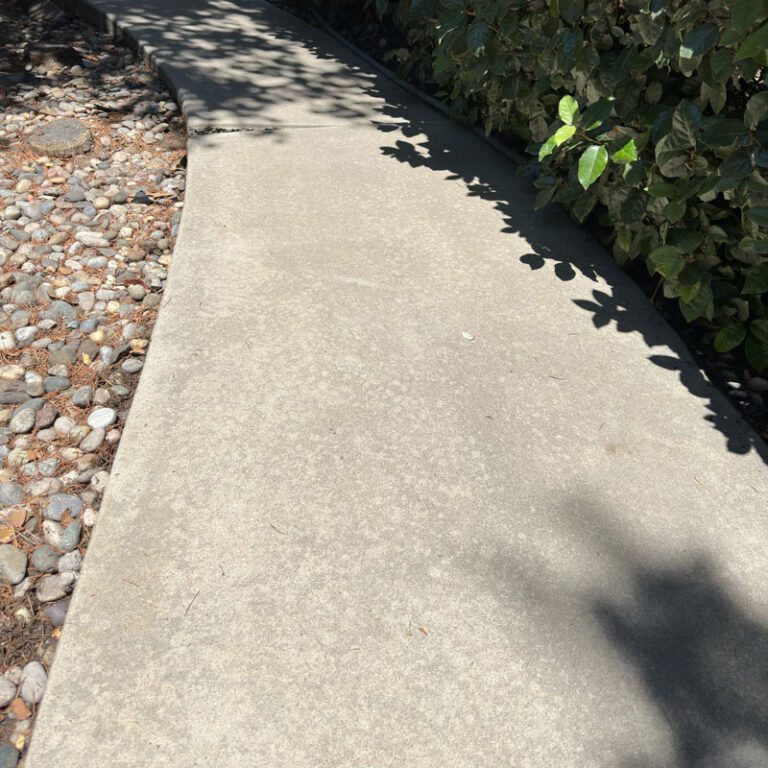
[28,118,92,158]
[0,545,27,585]
[19,661,47,704]
[0,482,23,507]
[0,677,16,708]
[0,745,19,768]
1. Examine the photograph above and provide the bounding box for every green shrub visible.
[331,0,768,369]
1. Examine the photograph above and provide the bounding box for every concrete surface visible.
[27,2,768,767]
[55,0,438,132]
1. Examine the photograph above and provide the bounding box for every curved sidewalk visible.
[28,2,768,767]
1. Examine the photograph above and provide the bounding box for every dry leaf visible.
[5,507,27,528]
[10,697,31,720]
[60,511,73,527]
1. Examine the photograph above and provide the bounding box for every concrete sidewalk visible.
[27,2,768,767]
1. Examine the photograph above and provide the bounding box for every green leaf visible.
[650,245,685,278]
[375,0,388,19]
[670,101,702,148]
[538,135,557,161]
[679,281,700,304]
[559,95,580,126]
[534,185,558,210]
[700,118,749,148]
[654,101,701,169]
[740,237,768,254]
[750,318,768,344]
[746,332,768,371]
[611,139,637,164]
[571,191,597,222]
[747,208,768,228]
[714,322,747,352]
[678,267,703,303]
[553,124,576,146]
[645,81,663,105]
[704,81,727,114]
[720,150,754,181]
[746,92,768,129]
[581,97,614,130]
[577,145,608,190]
[680,23,720,59]
[743,262,768,294]
[735,22,768,61]
[467,19,490,55]
[559,0,585,24]
[732,0,768,33]
[616,227,633,253]
[663,199,686,223]
[679,281,713,322]
[668,229,705,253]
[647,181,677,197]
[621,190,647,223]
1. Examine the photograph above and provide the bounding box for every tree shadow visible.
[375,120,768,464]
[54,0,768,463]
[598,557,768,768]
[1,0,168,119]
[53,0,438,133]
[577,504,768,768]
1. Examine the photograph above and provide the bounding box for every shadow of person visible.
[595,557,768,768]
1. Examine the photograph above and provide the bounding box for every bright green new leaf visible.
[577,145,608,189]
[611,139,637,164]
[650,245,685,279]
[553,124,576,146]
[538,135,557,161]
[559,95,580,126]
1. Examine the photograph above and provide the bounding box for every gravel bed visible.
[0,2,186,762]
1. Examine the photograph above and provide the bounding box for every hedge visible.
[327,0,768,369]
